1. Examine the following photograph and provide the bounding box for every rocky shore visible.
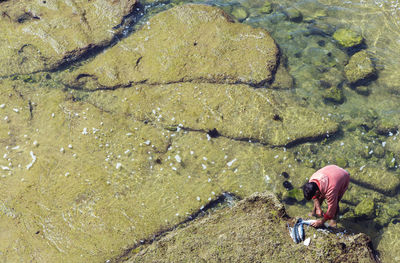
[0,1,399,262]
[122,192,377,263]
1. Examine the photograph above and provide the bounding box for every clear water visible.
[138,0,400,261]
[1,0,400,262]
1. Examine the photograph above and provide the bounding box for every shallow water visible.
[1,0,400,262]
[139,0,400,261]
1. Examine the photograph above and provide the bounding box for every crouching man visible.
[302,165,350,228]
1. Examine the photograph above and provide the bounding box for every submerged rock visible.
[333,28,363,48]
[348,167,400,195]
[126,192,376,262]
[66,4,281,88]
[62,4,336,147]
[377,222,400,262]
[354,198,376,219]
[84,83,338,147]
[0,0,137,77]
[323,86,344,104]
[345,50,376,85]
[285,7,303,23]
[231,5,248,21]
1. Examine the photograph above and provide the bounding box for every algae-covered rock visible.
[83,83,338,147]
[335,157,348,168]
[355,85,370,95]
[0,0,137,77]
[323,86,344,103]
[259,1,273,14]
[374,118,398,135]
[347,167,400,195]
[385,151,396,170]
[0,78,330,262]
[285,188,304,202]
[374,202,400,227]
[377,222,400,262]
[345,50,376,85]
[126,192,376,263]
[270,61,294,89]
[354,198,376,219]
[333,28,363,48]
[231,6,248,21]
[285,7,303,23]
[342,183,385,206]
[65,4,280,88]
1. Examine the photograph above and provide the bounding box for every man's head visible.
[302,182,319,200]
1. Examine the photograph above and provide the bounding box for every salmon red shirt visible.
[309,165,350,220]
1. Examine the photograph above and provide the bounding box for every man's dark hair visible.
[302,182,319,200]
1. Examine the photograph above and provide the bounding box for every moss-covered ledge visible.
[122,192,377,263]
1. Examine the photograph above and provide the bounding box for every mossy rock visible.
[374,118,398,135]
[323,86,344,104]
[335,157,348,168]
[347,167,400,195]
[345,50,376,85]
[0,78,329,262]
[342,183,385,206]
[354,198,376,219]
[377,222,400,262]
[0,0,137,77]
[286,188,304,202]
[333,28,363,48]
[285,7,302,23]
[84,83,338,147]
[385,152,396,170]
[231,6,248,21]
[126,192,376,263]
[65,4,281,88]
[259,1,273,14]
[355,85,370,95]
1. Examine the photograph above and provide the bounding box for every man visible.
[302,164,350,228]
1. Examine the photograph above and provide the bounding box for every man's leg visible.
[328,203,340,227]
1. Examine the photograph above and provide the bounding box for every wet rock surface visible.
[347,167,400,196]
[345,50,376,85]
[333,28,363,48]
[0,1,398,262]
[0,0,138,77]
[65,4,281,88]
[377,222,400,263]
[82,83,337,146]
[63,4,337,146]
[125,192,376,263]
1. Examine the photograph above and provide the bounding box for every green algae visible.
[0,77,326,261]
[285,7,303,23]
[82,83,338,147]
[231,5,248,21]
[377,222,400,262]
[127,192,376,263]
[354,198,376,219]
[333,28,363,48]
[347,167,400,195]
[1,0,400,262]
[323,86,345,104]
[0,0,138,77]
[345,50,376,85]
[64,4,281,88]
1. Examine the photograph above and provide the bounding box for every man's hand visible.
[311,219,325,228]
